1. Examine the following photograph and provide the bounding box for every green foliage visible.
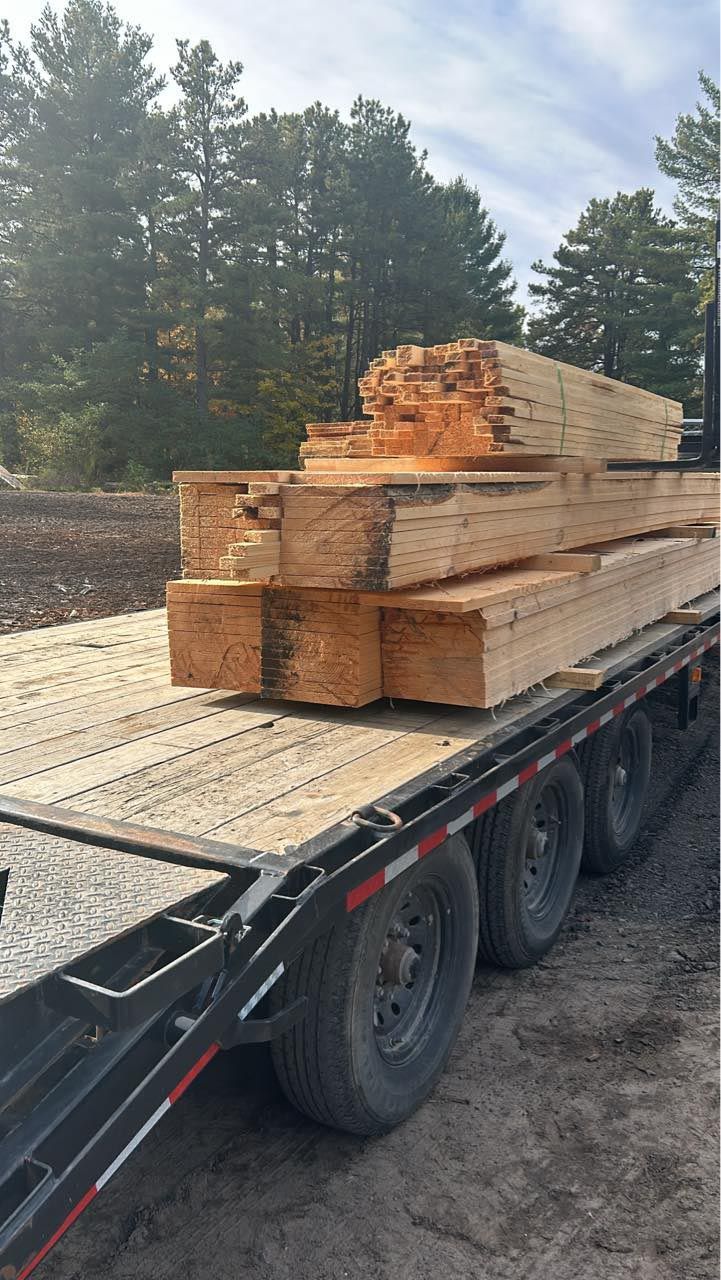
[6,0,162,360]
[120,458,154,490]
[434,177,524,343]
[528,189,701,411]
[251,337,341,468]
[655,72,720,288]
[18,402,104,487]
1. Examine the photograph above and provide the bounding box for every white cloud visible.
[519,0,709,92]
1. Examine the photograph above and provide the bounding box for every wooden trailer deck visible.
[0,608,548,856]
[0,602,717,859]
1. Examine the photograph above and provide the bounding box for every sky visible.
[2,0,719,304]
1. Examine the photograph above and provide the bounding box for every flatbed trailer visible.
[0,593,718,1278]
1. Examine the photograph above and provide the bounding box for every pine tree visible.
[166,39,246,422]
[10,0,162,356]
[527,189,700,408]
[655,72,720,286]
[1,4,526,478]
[0,1,165,472]
[0,20,33,462]
[429,176,523,343]
[339,97,435,415]
[239,103,348,348]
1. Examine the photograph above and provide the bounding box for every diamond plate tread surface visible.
[0,822,225,1003]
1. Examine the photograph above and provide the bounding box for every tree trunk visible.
[341,260,358,419]
[353,297,369,416]
[196,160,211,419]
[145,209,159,383]
[325,230,337,330]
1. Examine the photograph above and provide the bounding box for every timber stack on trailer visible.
[167,340,720,708]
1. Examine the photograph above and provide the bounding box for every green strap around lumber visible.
[554,364,568,455]
[661,399,669,460]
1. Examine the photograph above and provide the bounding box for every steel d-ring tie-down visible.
[350,804,404,832]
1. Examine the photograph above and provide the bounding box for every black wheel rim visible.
[373,882,449,1065]
[609,718,643,840]
[523,782,568,919]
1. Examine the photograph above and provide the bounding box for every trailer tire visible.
[270,834,478,1135]
[473,755,584,968]
[582,704,652,875]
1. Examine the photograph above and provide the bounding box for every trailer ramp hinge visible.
[350,804,404,833]
[219,867,288,943]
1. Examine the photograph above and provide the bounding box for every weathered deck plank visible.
[1,603,716,856]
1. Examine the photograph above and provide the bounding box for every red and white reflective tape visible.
[16,1042,221,1280]
[345,629,719,913]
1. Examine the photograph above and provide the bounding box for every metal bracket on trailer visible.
[44,916,227,1032]
[218,996,307,1048]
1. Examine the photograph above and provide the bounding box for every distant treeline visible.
[0,1,717,484]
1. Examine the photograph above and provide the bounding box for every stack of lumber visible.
[299,340,683,465]
[167,533,719,709]
[174,469,721,591]
[303,420,371,460]
[167,338,719,712]
[380,536,720,706]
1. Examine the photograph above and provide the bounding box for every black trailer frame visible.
[0,607,718,1280]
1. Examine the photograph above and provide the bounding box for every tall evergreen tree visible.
[10,0,162,356]
[245,105,348,342]
[429,177,522,343]
[527,189,700,408]
[655,72,720,287]
[166,39,246,422]
[0,20,33,462]
[340,97,436,415]
[0,1,166,476]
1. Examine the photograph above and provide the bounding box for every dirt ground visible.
[0,490,179,633]
[3,491,719,1280]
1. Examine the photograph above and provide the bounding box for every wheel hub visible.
[528,827,549,859]
[609,719,645,837]
[523,787,564,914]
[373,885,443,1062]
[380,937,419,987]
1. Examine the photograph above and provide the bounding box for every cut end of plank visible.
[545,666,606,690]
[662,607,704,624]
[652,524,718,540]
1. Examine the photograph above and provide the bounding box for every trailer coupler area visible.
[0,804,323,1279]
